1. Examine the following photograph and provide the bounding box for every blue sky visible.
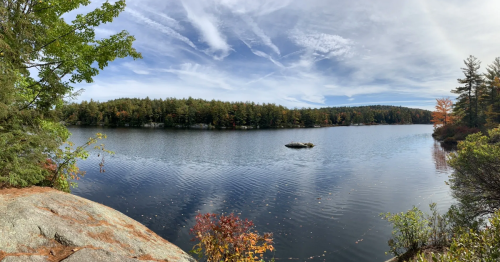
[69,0,500,110]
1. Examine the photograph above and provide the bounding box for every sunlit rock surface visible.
[0,187,195,262]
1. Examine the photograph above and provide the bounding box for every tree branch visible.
[20,61,64,110]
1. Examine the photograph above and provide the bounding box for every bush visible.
[416,211,500,261]
[382,204,455,260]
[432,124,480,142]
[448,126,500,217]
[428,203,450,247]
[190,213,274,262]
[443,137,456,144]
[381,206,430,257]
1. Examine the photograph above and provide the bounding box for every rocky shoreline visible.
[0,187,195,262]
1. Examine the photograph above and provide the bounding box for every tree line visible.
[59,97,432,128]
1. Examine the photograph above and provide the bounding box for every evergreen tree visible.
[453,55,483,127]
[484,58,500,127]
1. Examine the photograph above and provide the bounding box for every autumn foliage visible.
[431,98,454,127]
[190,213,274,262]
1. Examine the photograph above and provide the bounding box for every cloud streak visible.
[126,8,197,50]
[71,0,500,111]
[181,0,233,60]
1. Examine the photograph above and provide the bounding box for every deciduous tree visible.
[431,98,454,127]
[0,0,141,189]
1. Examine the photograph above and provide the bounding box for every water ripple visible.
[69,125,454,262]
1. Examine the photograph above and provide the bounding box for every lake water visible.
[68,125,454,261]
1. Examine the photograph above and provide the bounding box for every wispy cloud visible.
[72,0,500,111]
[240,15,280,55]
[139,7,184,31]
[242,41,284,68]
[126,8,197,50]
[161,63,233,90]
[181,0,232,60]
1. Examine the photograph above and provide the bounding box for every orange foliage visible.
[41,159,57,173]
[190,213,274,262]
[431,98,454,127]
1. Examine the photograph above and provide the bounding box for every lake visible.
[68,125,454,261]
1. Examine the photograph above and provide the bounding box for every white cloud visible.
[218,0,291,16]
[161,63,233,90]
[138,7,184,31]
[240,15,280,55]
[325,84,389,98]
[250,50,284,68]
[94,28,116,38]
[126,8,197,50]
[289,30,353,58]
[181,0,232,60]
[122,62,150,75]
[71,0,500,111]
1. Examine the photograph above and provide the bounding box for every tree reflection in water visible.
[432,141,455,172]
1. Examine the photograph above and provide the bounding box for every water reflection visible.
[68,125,454,262]
[432,141,452,173]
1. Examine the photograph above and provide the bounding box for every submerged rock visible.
[0,187,195,262]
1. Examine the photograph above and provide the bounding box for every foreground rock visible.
[0,187,195,262]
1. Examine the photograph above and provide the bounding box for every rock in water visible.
[0,187,195,262]
[285,142,314,148]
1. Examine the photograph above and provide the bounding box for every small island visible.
[285,142,315,148]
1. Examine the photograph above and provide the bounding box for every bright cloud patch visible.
[289,30,353,58]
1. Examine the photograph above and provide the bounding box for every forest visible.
[59,97,432,128]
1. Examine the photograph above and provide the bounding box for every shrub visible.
[416,211,500,261]
[488,125,500,144]
[432,124,480,142]
[427,203,450,247]
[382,204,455,260]
[381,206,430,257]
[448,126,500,217]
[445,204,484,235]
[443,137,456,144]
[190,213,274,262]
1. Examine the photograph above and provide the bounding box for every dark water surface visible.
[68,125,454,261]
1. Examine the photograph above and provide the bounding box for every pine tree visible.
[485,77,500,128]
[453,55,483,127]
[484,58,500,102]
[483,58,500,127]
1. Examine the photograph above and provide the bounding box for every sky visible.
[69,0,500,110]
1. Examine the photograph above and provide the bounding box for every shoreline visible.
[64,122,431,130]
